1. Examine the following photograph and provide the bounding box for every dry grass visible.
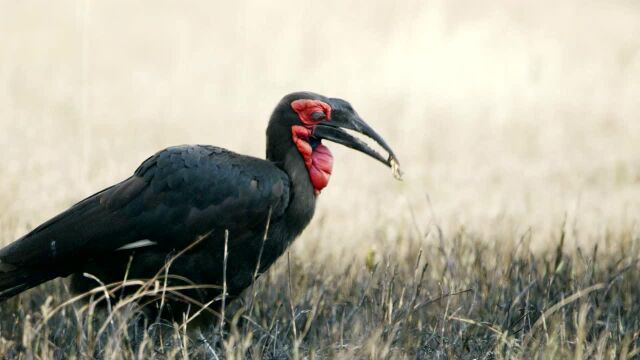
[1,0,640,358]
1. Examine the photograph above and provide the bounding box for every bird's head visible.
[267,91,401,195]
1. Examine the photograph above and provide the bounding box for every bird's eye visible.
[291,99,332,124]
[311,111,326,122]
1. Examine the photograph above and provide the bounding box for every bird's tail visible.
[0,192,113,302]
[0,182,138,302]
[0,263,58,301]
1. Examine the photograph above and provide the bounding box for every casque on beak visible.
[311,113,403,180]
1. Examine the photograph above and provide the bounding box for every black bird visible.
[0,91,400,320]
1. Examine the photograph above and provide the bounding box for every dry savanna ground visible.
[1,0,640,359]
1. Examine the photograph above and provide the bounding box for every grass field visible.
[1,0,640,358]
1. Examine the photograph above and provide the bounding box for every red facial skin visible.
[290,99,334,195]
[291,99,332,124]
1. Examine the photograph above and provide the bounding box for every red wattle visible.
[291,126,313,168]
[291,125,334,195]
[308,144,333,192]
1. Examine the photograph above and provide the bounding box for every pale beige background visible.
[1,0,639,256]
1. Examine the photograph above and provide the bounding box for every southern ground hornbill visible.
[0,91,401,321]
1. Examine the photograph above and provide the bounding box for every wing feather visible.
[0,145,290,272]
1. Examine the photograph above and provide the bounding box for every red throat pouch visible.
[291,126,334,195]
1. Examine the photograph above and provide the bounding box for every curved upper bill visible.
[312,117,403,180]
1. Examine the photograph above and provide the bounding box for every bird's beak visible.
[312,115,403,179]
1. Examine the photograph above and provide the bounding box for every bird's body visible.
[0,92,399,322]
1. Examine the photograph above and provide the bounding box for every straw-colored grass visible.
[1,0,639,358]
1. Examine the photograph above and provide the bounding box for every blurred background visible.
[1,0,639,255]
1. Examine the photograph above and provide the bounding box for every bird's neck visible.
[272,146,317,235]
[266,122,320,227]
[280,146,317,202]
